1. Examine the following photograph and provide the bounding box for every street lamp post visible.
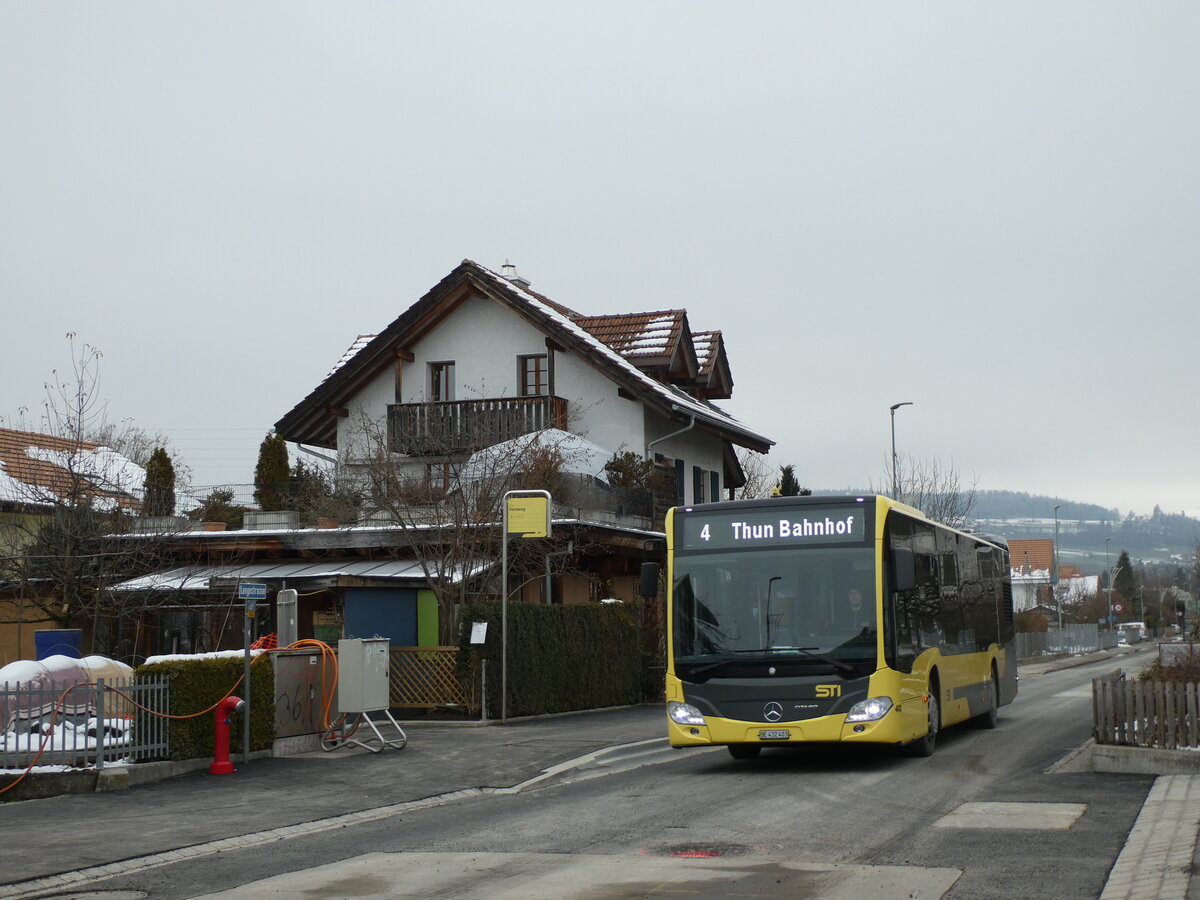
[889,402,913,500]
[1105,538,1112,633]
[1053,505,1062,633]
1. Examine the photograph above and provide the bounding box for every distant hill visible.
[811,488,1197,562]
[970,491,1118,522]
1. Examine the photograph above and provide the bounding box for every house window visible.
[693,466,705,503]
[519,354,549,397]
[430,362,455,402]
[710,471,720,502]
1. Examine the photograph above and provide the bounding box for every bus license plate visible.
[759,729,790,740]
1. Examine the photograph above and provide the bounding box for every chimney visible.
[501,259,531,289]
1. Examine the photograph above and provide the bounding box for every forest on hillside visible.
[970,491,1117,521]
[970,491,1199,558]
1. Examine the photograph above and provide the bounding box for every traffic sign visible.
[1112,602,1124,614]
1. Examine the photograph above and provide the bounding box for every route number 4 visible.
[700,524,711,542]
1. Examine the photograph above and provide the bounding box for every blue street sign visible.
[238,582,268,602]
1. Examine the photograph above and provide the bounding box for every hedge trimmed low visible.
[135,655,276,761]
[458,601,641,718]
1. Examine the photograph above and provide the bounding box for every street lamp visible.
[1053,505,1062,633]
[1105,538,1112,633]
[889,402,913,500]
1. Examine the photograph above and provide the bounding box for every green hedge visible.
[458,601,642,717]
[135,655,276,761]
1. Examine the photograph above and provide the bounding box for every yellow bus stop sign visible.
[506,495,550,538]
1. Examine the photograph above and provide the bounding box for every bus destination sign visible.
[679,506,866,551]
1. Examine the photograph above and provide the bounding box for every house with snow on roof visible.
[275,259,773,527]
[0,427,146,663]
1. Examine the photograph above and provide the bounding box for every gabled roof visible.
[573,310,698,383]
[1008,539,1055,576]
[0,427,144,512]
[274,260,772,454]
[691,331,733,399]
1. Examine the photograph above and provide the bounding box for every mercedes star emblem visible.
[763,701,784,722]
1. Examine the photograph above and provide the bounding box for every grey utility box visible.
[337,638,391,713]
[276,589,298,647]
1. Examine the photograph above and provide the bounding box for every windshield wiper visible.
[681,646,854,677]
[759,645,856,675]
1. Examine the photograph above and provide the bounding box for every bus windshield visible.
[672,546,877,671]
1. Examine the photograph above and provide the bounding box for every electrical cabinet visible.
[337,638,390,713]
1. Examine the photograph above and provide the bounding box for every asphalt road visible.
[0,648,1165,899]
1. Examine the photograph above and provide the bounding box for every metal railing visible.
[1,677,170,770]
[1015,624,1116,659]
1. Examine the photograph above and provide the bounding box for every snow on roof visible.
[476,264,769,446]
[459,428,615,483]
[328,334,377,378]
[0,427,144,510]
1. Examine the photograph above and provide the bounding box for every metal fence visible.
[1015,624,1117,659]
[1093,667,1200,749]
[1,677,170,770]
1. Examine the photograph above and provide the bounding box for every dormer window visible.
[519,354,549,397]
[430,361,455,401]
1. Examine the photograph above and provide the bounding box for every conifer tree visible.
[254,433,291,510]
[143,446,176,516]
[776,464,802,497]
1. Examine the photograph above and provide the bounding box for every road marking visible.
[185,851,962,899]
[0,741,703,900]
[933,801,1087,830]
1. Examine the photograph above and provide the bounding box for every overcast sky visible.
[2,3,1197,518]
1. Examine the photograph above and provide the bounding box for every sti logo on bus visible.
[815,684,842,698]
[683,507,864,550]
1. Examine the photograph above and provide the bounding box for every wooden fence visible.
[1092,668,1200,749]
[388,647,473,711]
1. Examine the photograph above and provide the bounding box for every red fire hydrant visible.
[209,696,245,775]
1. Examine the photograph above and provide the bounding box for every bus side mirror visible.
[639,562,661,598]
[891,548,916,592]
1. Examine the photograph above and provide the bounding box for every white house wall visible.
[332,290,732,503]
[645,409,726,505]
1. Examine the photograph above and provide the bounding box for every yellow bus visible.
[657,494,1016,759]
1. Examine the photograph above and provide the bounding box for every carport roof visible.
[111,558,486,592]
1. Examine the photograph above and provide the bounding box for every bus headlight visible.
[846,697,893,722]
[668,701,706,726]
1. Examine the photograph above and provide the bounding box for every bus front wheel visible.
[906,682,940,757]
[728,744,761,760]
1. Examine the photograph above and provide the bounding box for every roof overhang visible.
[110,558,489,593]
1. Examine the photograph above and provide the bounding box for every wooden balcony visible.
[388,396,569,455]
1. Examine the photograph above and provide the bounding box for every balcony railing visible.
[388,396,569,455]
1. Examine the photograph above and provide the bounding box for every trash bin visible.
[34,629,83,660]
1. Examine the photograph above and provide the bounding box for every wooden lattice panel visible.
[389,647,471,709]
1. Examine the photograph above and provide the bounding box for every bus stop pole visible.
[501,501,509,723]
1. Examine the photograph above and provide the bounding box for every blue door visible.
[343,588,418,646]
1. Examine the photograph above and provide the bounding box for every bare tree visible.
[875,453,978,528]
[733,447,774,500]
[0,335,180,657]
[345,408,605,644]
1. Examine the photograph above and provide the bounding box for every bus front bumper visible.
[667,708,906,748]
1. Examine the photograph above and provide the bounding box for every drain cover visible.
[644,842,752,858]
